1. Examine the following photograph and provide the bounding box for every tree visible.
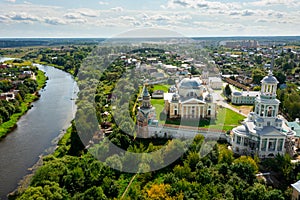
[224,84,232,98]
[73,186,107,200]
[252,69,266,84]
[232,156,258,184]
[274,71,286,84]
[18,181,69,200]
[146,184,171,200]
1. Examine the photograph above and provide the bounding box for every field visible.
[152,84,170,92]
[150,99,166,124]
[165,107,245,132]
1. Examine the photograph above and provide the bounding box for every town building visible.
[0,92,15,101]
[164,76,216,119]
[231,69,294,158]
[136,85,156,138]
[287,120,300,149]
[152,90,164,99]
[231,90,260,105]
[208,77,223,89]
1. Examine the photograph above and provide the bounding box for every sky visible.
[0,0,299,38]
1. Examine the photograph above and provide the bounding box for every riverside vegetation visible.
[0,59,46,138]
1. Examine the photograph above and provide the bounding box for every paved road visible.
[212,89,248,117]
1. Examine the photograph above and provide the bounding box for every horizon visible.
[0,0,300,38]
[0,35,300,39]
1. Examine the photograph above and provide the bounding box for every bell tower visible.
[254,46,281,128]
[136,85,156,138]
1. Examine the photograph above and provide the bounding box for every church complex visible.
[135,50,297,159]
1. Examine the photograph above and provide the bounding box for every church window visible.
[268,139,276,151]
[244,138,249,146]
[277,139,284,151]
[237,136,241,144]
[267,106,273,117]
[261,139,267,151]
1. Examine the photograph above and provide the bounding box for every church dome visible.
[205,93,213,101]
[169,85,177,93]
[233,91,242,96]
[178,77,202,89]
[261,74,278,84]
[235,125,247,133]
[172,93,180,101]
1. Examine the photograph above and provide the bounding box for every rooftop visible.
[291,180,300,192]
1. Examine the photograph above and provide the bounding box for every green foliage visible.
[17,181,69,200]
[277,84,300,120]
[224,84,232,98]
[252,68,266,85]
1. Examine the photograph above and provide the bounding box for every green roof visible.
[287,121,300,137]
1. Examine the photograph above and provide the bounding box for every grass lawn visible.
[152,84,170,92]
[165,108,245,132]
[209,108,245,131]
[150,99,165,124]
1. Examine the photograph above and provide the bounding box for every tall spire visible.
[142,84,150,97]
[269,45,275,76]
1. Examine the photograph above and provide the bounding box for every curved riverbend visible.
[0,64,77,199]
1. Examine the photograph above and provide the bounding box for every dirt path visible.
[121,174,137,199]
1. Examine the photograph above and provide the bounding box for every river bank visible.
[0,64,77,199]
[8,125,73,199]
[0,69,47,139]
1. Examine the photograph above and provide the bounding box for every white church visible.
[164,76,217,119]
[231,67,294,158]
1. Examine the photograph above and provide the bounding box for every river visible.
[0,63,78,199]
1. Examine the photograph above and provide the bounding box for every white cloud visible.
[64,13,82,20]
[75,8,100,17]
[5,0,16,3]
[44,17,66,25]
[98,1,108,5]
[7,12,40,22]
[111,7,124,12]
[250,0,300,7]
[120,16,135,21]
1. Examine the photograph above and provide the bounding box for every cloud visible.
[44,17,66,25]
[111,7,124,12]
[5,0,16,3]
[23,1,32,4]
[64,13,82,20]
[74,8,100,17]
[8,12,40,21]
[256,19,269,23]
[120,16,135,21]
[241,10,255,16]
[150,14,170,21]
[98,1,108,5]
[250,0,300,7]
[173,0,189,7]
